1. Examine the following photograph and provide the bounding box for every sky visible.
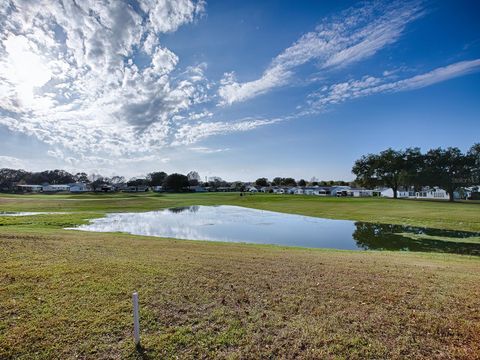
[0,0,479,182]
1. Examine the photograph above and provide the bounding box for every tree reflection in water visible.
[168,206,200,214]
[353,222,480,255]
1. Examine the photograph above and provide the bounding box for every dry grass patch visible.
[1,229,479,359]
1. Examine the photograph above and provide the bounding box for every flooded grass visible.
[68,205,480,255]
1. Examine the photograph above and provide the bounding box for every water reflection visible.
[353,222,480,255]
[168,206,199,214]
[0,211,68,216]
[68,205,480,256]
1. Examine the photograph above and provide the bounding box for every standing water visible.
[68,205,480,255]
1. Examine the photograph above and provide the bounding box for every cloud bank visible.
[218,1,425,105]
[0,0,478,174]
[304,59,480,113]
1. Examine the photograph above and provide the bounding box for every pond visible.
[0,211,68,216]
[68,205,480,255]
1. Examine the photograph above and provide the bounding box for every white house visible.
[374,188,410,198]
[288,187,304,195]
[347,188,373,197]
[17,184,43,192]
[69,183,88,192]
[313,187,330,196]
[273,188,285,194]
[375,187,449,199]
[415,187,449,199]
[248,186,258,193]
[331,186,351,197]
[42,184,71,192]
[304,187,316,195]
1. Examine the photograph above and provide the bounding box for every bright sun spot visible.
[4,35,52,106]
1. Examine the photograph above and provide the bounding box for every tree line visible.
[254,177,350,187]
[0,169,203,193]
[352,144,480,201]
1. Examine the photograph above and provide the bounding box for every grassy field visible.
[1,192,480,231]
[1,193,480,359]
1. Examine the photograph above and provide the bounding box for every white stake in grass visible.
[132,291,140,347]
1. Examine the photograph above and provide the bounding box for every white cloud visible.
[218,1,424,105]
[305,59,480,112]
[0,0,208,159]
[141,0,205,33]
[173,117,282,145]
[189,146,230,154]
[0,155,26,169]
[1,0,479,176]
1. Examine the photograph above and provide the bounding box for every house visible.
[373,188,408,198]
[247,186,258,193]
[153,186,164,192]
[69,183,89,192]
[287,187,302,194]
[374,187,449,199]
[124,185,148,192]
[101,184,117,192]
[303,187,316,195]
[462,186,479,200]
[16,184,43,192]
[347,188,373,197]
[415,187,448,199]
[331,186,351,197]
[189,185,207,192]
[313,187,331,196]
[42,184,71,192]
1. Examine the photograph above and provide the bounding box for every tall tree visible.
[255,178,268,187]
[281,177,297,186]
[352,154,379,191]
[353,149,405,199]
[272,177,282,186]
[109,175,126,185]
[163,173,189,192]
[468,143,480,185]
[424,147,471,202]
[90,177,105,192]
[74,172,89,183]
[147,172,167,186]
[402,147,425,191]
[187,171,201,182]
[0,168,28,190]
[298,179,307,187]
[127,178,148,187]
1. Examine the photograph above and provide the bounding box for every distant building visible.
[69,183,89,192]
[124,185,148,192]
[42,184,71,192]
[330,186,351,197]
[347,188,373,197]
[189,185,207,192]
[16,184,43,192]
[375,187,449,199]
[415,187,448,199]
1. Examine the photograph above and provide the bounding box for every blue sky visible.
[0,0,479,181]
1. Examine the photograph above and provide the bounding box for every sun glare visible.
[4,35,52,105]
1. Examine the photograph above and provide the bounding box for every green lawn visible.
[1,192,480,231]
[1,193,480,359]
